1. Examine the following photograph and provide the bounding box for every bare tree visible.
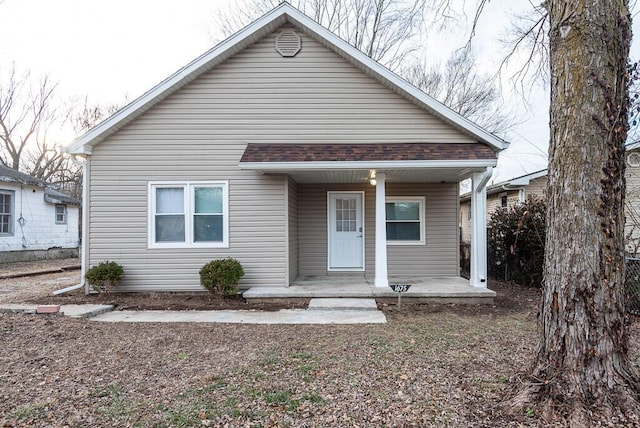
[402,49,516,135]
[217,0,427,71]
[0,65,57,170]
[70,96,122,134]
[506,0,640,424]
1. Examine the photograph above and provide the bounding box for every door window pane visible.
[336,198,356,232]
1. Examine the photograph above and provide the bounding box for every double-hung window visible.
[0,190,14,235]
[149,181,228,248]
[385,196,425,245]
[55,205,67,224]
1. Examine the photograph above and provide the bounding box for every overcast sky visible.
[0,0,637,183]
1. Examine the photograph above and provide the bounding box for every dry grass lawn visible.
[1,262,639,427]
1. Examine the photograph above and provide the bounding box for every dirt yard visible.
[1,259,639,427]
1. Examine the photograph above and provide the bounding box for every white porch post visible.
[470,167,493,288]
[374,173,389,288]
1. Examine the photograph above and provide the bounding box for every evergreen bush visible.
[487,197,546,287]
[199,258,245,297]
[85,261,125,293]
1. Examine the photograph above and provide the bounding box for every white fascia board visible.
[487,168,548,192]
[239,159,497,171]
[626,140,640,151]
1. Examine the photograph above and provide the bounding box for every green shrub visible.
[85,261,125,293]
[487,197,546,287]
[199,258,245,297]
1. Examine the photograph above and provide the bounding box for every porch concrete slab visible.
[60,304,114,318]
[308,298,378,311]
[89,309,386,324]
[243,276,496,302]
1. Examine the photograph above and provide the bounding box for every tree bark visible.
[510,0,640,424]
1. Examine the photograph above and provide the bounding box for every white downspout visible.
[54,154,89,295]
[470,167,492,288]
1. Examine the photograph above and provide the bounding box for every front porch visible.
[243,275,496,304]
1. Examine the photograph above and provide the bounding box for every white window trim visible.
[0,189,14,236]
[55,204,67,224]
[385,196,425,246]
[148,181,229,249]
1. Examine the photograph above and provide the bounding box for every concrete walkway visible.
[0,298,387,324]
[0,304,113,318]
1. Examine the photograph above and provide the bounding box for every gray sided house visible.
[459,169,548,244]
[625,142,640,256]
[66,3,507,294]
[0,165,81,262]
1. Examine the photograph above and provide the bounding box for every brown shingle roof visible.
[240,143,497,163]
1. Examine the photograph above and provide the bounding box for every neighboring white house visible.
[0,165,80,262]
[66,3,508,294]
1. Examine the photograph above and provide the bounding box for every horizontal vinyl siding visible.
[525,177,547,199]
[386,183,459,276]
[89,142,287,291]
[113,27,475,146]
[88,25,475,291]
[288,177,299,284]
[298,183,458,277]
[626,161,640,254]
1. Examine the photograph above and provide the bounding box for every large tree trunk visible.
[511,0,640,424]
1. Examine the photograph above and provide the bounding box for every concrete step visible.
[307,298,378,311]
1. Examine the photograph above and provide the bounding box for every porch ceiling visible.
[239,142,497,183]
[281,167,487,183]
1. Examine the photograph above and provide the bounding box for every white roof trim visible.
[65,2,508,155]
[239,159,497,171]
[627,140,640,151]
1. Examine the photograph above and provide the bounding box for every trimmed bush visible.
[85,261,124,293]
[199,258,245,297]
[487,197,546,287]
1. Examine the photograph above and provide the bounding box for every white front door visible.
[328,192,364,270]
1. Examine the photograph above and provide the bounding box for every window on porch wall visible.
[385,197,425,245]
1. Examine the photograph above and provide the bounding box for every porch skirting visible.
[242,276,495,304]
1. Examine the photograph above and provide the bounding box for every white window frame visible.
[385,196,425,245]
[55,204,67,224]
[148,181,229,249]
[0,190,14,236]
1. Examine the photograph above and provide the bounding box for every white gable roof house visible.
[65,2,508,302]
[0,165,81,263]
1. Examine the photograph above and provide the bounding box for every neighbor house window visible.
[55,205,67,224]
[0,190,14,235]
[149,181,228,248]
[385,197,425,245]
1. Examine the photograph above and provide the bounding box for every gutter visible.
[54,154,88,295]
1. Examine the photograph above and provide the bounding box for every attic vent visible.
[628,152,640,167]
[275,30,301,57]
